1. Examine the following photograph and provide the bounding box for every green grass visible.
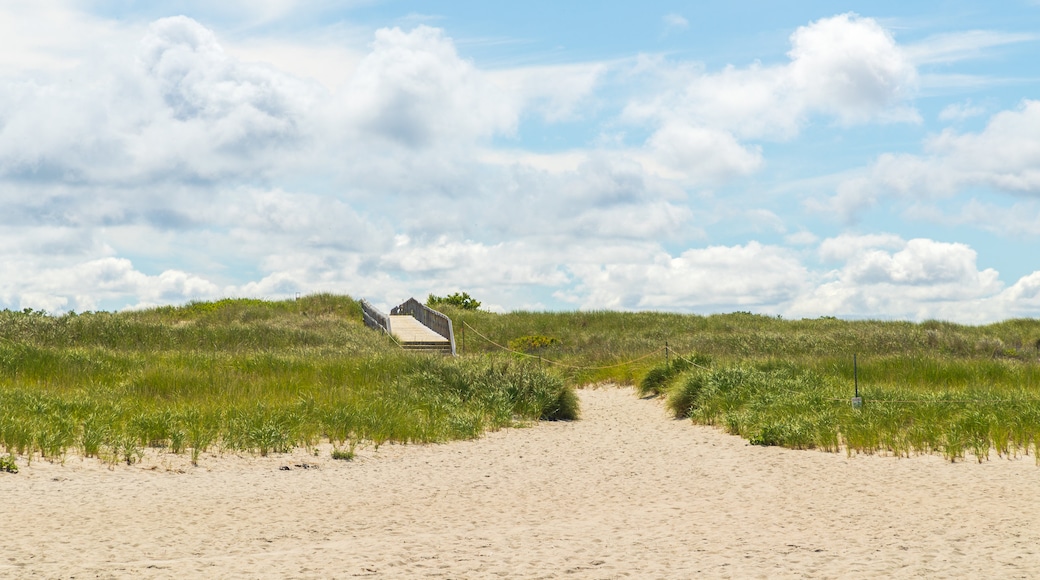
[0,295,577,465]
[5,297,1040,464]
[450,307,1040,461]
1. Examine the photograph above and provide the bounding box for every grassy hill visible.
[3,295,1040,465]
[434,306,1040,462]
[0,295,575,465]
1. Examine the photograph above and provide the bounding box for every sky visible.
[2,1,1040,322]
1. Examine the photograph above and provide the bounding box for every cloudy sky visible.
[3,1,1040,322]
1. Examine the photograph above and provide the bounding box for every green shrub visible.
[0,454,17,473]
[638,366,672,397]
[666,371,707,418]
[331,443,356,461]
[427,292,481,310]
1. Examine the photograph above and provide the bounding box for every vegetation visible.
[447,308,1040,461]
[507,335,561,353]
[0,454,17,473]
[427,292,481,311]
[331,444,356,461]
[0,295,576,465]
[4,296,1040,464]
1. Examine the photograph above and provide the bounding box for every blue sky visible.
[2,1,1040,322]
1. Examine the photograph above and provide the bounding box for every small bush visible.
[638,366,672,397]
[331,443,356,461]
[666,372,707,419]
[0,454,17,473]
[540,382,580,421]
[427,292,481,310]
[638,352,711,398]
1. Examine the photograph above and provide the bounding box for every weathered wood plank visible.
[389,315,450,344]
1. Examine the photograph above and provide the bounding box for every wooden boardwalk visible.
[389,315,452,353]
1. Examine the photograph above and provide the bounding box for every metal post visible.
[665,341,670,370]
[854,353,859,398]
[852,353,862,409]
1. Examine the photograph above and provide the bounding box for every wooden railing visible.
[391,298,457,356]
[360,299,390,335]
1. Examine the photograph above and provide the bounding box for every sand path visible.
[3,386,1040,578]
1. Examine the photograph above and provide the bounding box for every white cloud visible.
[938,100,986,122]
[625,13,918,144]
[785,230,819,246]
[904,199,1040,237]
[642,122,763,183]
[489,62,605,123]
[0,15,324,185]
[565,242,811,311]
[338,25,518,147]
[0,3,136,73]
[818,99,1040,221]
[4,11,1038,325]
[790,235,1003,321]
[905,30,1037,65]
[663,13,689,33]
[818,233,905,262]
[2,257,223,313]
[622,13,919,188]
[223,36,365,92]
[787,13,918,125]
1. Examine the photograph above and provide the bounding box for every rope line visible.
[462,321,666,370]
[670,352,713,372]
[825,398,1037,404]
[459,324,1040,405]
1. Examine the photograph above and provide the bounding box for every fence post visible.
[852,353,863,409]
[665,341,670,370]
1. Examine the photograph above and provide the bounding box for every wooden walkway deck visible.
[389,315,452,353]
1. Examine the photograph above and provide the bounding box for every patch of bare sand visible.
[3,386,1040,578]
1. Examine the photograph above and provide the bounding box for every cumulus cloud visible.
[563,242,811,311]
[489,62,605,123]
[817,99,1040,221]
[789,235,1003,320]
[338,26,518,147]
[0,257,222,312]
[625,13,918,142]
[4,10,1038,326]
[622,13,918,187]
[642,122,763,183]
[786,14,918,124]
[0,15,323,185]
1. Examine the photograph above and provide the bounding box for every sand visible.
[3,385,1040,579]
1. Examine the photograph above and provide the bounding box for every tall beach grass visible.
[0,295,577,464]
[5,296,1040,464]
[450,307,1040,461]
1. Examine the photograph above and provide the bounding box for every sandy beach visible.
[3,385,1040,578]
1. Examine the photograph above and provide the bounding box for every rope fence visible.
[671,352,713,372]
[462,321,666,371]
[460,322,1040,407]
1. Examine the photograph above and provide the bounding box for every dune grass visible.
[449,308,1040,461]
[0,295,576,465]
[4,297,1040,464]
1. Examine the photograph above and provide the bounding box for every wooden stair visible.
[389,315,453,354]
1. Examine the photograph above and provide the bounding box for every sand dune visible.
[3,385,1040,578]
